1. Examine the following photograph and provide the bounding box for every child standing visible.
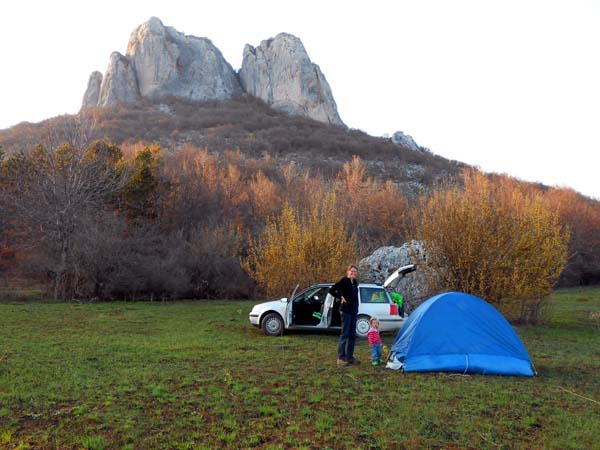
[367,318,383,366]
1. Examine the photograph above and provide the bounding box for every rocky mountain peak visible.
[81,71,103,110]
[138,16,164,34]
[97,52,140,107]
[239,33,344,126]
[125,17,242,102]
[80,18,343,127]
[264,32,303,50]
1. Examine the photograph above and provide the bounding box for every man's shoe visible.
[337,359,349,367]
[348,358,361,365]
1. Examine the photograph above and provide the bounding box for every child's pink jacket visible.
[367,327,383,346]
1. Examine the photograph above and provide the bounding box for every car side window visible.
[294,287,328,303]
[359,287,389,303]
[308,287,329,303]
[294,289,311,303]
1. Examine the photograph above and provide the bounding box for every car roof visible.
[306,283,384,289]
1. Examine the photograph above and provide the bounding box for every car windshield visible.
[360,287,389,303]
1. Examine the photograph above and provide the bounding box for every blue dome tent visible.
[387,292,535,376]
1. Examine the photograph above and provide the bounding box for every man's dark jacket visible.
[329,277,359,315]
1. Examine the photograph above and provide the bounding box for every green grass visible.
[1,288,599,449]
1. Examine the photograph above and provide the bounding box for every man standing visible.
[329,265,360,366]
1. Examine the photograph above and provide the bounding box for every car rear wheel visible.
[356,315,371,339]
[262,312,284,336]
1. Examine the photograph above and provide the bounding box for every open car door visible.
[286,284,300,327]
[324,293,335,327]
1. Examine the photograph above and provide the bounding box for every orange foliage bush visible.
[244,194,358,297]
[418,170,570,323]
[336,156,413,251]
[249,170,281,218]
[542,188,600,286]
[280,162,326,216]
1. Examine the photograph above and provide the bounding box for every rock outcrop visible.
[81,71,103,110]
[97,52,140,107]
[80,18,344,127]
[125,17,242,102]
[391,131,421,152]
[358,241,437,311]
[239,33,344,126]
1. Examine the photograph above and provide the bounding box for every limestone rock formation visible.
[80,18,344,127]
[239,33,344,126]
[81,71,103,110]
[358,241,437,311]
[125,17,242,102]
[97,52,140,107]
[391,131,421,152]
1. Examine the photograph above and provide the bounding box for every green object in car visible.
[390,292,403,307]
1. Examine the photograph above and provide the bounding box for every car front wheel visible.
[356,315,371,339]
[262,312,284,336]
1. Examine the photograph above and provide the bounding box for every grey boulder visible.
[391,131,421,152]
[358,241,436,310]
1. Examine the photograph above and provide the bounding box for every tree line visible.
[1,120,599,323]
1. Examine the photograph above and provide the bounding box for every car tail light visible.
[390,304,398,316]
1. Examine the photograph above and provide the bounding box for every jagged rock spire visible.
[97,52,140,107]
[240,33,344,126]
[81,71,102,111]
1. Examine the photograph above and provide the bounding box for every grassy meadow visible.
[0,288,599,449]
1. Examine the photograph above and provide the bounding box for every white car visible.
[249,265,416,338]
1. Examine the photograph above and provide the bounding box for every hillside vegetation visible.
[0,97,461,188]
[1,102,599,318]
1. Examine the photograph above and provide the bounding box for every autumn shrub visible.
[542,188,600,286]
[335,156,414,252]
[244,193,358,297]
[277,162,328,220]
[249,170,282,218]
[121,144,163,219]
[418,170,570,323]
[158,145,260,231]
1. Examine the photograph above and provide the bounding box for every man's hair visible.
[346,264,358,272]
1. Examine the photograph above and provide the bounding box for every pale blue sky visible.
[1,0,599,198]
